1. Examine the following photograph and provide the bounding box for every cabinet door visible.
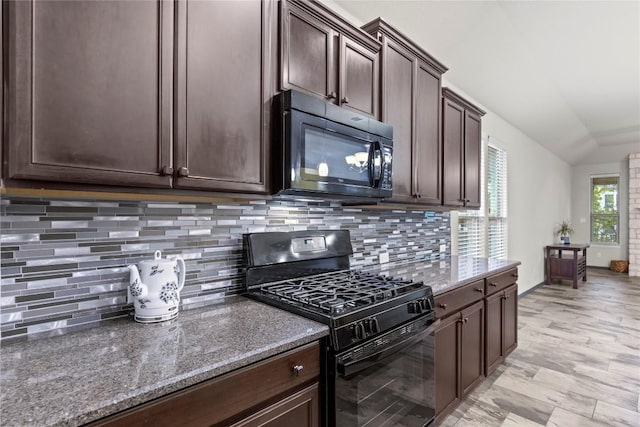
[460,300,484,396]
[434,313,461,417]
[381,39,415,202]
[340,35,379,118]
[484,291,503,376]
[174,0,274,193]
[5,0,172,188]
[414,60,442,204]
[232,383,319,427]
[503,284,518,357]
[442,98,464,207]
[281,1,337,102]
[463,111,482,208]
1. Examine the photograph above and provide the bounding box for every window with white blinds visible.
[457,138,508,259]
[487,145,508,259]
[458,139,486,258]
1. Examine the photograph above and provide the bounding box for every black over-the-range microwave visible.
[273,90,393,200]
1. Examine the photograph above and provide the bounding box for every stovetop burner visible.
[259,270,423,315]
[244,230,435,351]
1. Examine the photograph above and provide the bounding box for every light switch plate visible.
[379,252,390,264]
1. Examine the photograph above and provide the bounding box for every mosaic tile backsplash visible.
[0,197,450,339]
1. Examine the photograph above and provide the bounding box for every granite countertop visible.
[0,296,329,427]
[0,256,519,426]
[368,255,521,295]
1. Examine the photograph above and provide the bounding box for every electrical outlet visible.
[379,252,390,264]
[439,244,446,253]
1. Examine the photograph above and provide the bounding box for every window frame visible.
[456,136,508,259]
[589,174,620,245]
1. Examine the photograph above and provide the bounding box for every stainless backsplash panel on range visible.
[0,197,450,339]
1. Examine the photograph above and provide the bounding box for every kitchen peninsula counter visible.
[0,297,329,427]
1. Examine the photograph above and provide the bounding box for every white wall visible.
[571,161,629,267]
[320,0,573,294]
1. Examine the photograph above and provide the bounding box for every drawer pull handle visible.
[463,317,468,323]
[439,303,447,309]
[292,365,304,376]
[475,288,483,293]
[511,274,519,278]
[489,282,497,287]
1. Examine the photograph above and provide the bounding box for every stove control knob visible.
[353,322,366,339]
[371,317,380,333]
[364,317,380,334]
[408,301,423,314]
[419,298,432,311]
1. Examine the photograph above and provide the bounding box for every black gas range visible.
[244,230,437,427]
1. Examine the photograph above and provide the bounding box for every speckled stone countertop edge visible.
[70,329,329,426]
[429,260,522,296]
[367,256,522,296]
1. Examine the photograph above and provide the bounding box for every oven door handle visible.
[337,319,440,378]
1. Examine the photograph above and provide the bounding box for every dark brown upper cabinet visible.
[442,88,485,209]
[173,0,276,193]
[4,0,276,195]
[281,0,380,118]
[362,19,447,205]
[5,0,173,188]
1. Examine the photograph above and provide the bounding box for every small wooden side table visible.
[545,243,590,289]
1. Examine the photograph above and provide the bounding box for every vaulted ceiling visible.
[333,0,640,165]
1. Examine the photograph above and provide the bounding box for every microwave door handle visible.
[373,141,383,185]
[337,319,440,378]
[366,142,375,187]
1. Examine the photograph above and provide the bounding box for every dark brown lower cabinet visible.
[485,284,518,377]
[434,313,460,418]
[435,300,484,423]
[435,269,520,423]
[88,342,320,427]
[231,383,319,427]
[460,301,485,396]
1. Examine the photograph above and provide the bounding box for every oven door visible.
[331,315,439,427]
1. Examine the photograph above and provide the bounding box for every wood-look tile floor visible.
[441,268,640,427]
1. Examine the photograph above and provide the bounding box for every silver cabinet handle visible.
[292,365,304,376]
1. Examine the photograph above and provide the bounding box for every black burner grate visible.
[259,270,423,315]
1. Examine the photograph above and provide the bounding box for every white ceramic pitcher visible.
[128,250,186,323]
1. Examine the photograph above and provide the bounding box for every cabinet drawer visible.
[434,279,484,319]
[485,268,518,296]
[90,342,320,427]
